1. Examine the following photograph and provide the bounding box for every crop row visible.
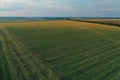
[0,27,59,80]
[1,21,120,80]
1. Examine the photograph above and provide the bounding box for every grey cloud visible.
[88,0,112,7]
[100,8,120,12]
[0,2,24,11]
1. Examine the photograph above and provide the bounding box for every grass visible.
[0,20,120,80]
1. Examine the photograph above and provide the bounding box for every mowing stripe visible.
[0,27,60,80]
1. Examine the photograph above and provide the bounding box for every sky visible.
[0,0,120,17]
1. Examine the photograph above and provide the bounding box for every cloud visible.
[0,0,88,16]
[88,0,112,6]
[100,8,120,12]
[0,0,120,17]
[0,0,24,11]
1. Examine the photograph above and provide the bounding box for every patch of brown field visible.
[1,20,120,31]
[83,19,120,25]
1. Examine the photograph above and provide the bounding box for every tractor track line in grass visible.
[0,26,60,80]
[0,35,13,80]
[5,28,60,80]
[0,28,31,80]
[0,37,8,80]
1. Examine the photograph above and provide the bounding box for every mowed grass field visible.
[0,20,120,80]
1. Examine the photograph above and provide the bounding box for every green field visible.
[0,20,120,80]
